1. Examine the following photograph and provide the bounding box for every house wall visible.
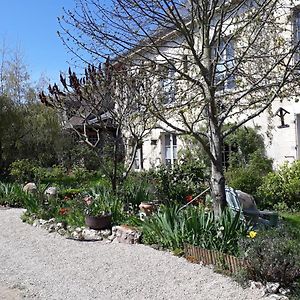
[129,0,300,171]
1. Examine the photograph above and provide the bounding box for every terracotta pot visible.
[139,202,155,216]
[85,213,112,230]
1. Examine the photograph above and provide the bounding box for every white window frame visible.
[159,65,176,104]
[163,133,177,166]
[293,9,300,64]
[134,144,143,170]
[214,39,235,90]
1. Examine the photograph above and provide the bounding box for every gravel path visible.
[0,208,263,300]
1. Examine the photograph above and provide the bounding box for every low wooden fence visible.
[184,244,247,274]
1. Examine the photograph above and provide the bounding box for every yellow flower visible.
[248,231,257,239]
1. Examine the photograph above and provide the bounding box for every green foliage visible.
[258,161,300,210]
[141,205,247,255]
[147,159,208,203]
[226,151,273,202]
[224,126,266,168]
[0,182,24,207]
[87,185,125,224]
[239,225,300,288]
[119,176,153,213]
[10,159,39,183]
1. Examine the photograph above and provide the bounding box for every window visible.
[134,144,143,170]
[214,39,235,90]
[159,65,176,104]
[163,133,177,166]
[294,10,300,63]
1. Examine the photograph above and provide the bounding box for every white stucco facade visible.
[128,0,300,171]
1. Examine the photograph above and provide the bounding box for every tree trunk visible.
[209,121,227,216]
[211,161,226,216]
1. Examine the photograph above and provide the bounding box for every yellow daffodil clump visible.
[247,231,257,239]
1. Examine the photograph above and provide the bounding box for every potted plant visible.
[84,195,112,230]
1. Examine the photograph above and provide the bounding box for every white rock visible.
[39,219,47,225]
[75,227,82,233]
[57,229,67,236]
[100,229,111,238]
[23,183,37,194]
[48,218,56,224]
[82,229,102,241]
[56,223,63,230]
[71,231,83,240]
[266,283,280,294]
[278,288,290,296]
[44,187,58,197]
[108,235,116,241]
[32,220,39,227]
[249,281,264,290]
[264,295,288,300]
[48,224,55,233]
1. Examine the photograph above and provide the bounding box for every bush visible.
[141,205,247,255]
[226,151,273,202]
[10,159,40,183]
[239,225,300,288]
[119,176,153,213]
[146,160,208,203]
[258,161,300,210]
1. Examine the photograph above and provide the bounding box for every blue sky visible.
[0,0,82,84]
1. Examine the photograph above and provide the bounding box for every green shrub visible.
[226,150,273,202]
[239,225,300,288]
[141,205,247,255]
[10,159,39,183]
[146,160,208,203]
[258,161,300,210]
[119,177,153,213]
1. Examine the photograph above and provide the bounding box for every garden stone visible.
[39,219,47,225]
[23,183,37,194]
[249,281,264,290]
[44,187,58,198]
[115,225,141,244]
[112,226,117,233]
[48,224,56,233]
[57,229,67,236]
[75,227,82,233]
[82,229,103,241]
[48,218,55,224]
[107,234,116,242]
[278,288,290,296]
[71,231,84,240]
[264,295,289,300]
[266,283,280,294]
[56,223,64,230]
[32,220,40,227]
[100,229,111,238]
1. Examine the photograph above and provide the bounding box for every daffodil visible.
[247,231,257,239]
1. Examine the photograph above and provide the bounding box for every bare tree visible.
[40,59,156,191]
[58,0,300,214]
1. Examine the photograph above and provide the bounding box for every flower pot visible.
[139,202,155,216]
[85,213,112,230]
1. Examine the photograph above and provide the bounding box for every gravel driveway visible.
[0,208,263,300]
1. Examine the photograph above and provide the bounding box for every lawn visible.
[280,212,300,231]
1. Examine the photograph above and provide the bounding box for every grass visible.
[280,212,300,230]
